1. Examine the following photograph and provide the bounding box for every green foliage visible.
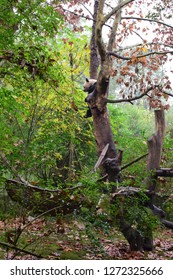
[0,0,95,185]
[0,0,173,259]
[110,191,159,240]
[108,104,153,185]
[0,0,63,49]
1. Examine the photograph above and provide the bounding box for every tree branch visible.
[103,0,135,25]
[107,50,173,60]
[121,16,173,29]
[107,85,173,104]
[121,153,149,170]
[96,0,107,62]
[107,87,154,104]
[115,42,173,53]
[107,2,121,52]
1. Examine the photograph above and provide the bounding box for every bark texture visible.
[146,110,165,193]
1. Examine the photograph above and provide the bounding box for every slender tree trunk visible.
[90,0,99,79]
[146,110,165,193]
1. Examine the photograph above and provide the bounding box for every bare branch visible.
[116,42,173,53]
[131,30,145,42]
[121,16,173,29]
[106,85,172,104]
[121,153,149,170]
[107,50,173,60]
[107,92,149,104]
[81,3,93,18]
[60,6,113,29]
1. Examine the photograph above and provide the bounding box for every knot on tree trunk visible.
[102,150,123,191]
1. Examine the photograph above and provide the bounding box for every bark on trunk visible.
[88,0,154,251]
[92,108,116,157]
[146,110,165,193]
[120,221,153,251]
[90,0,100,79]
[88,0,121,184]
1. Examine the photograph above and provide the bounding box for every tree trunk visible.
[88,0,153,251]
[146,110,165,193]
[118,216,153,251]
[90,0,100,79]
[88,1,121,185]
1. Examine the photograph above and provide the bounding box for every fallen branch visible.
[0,241,43,259]
[5,179,83,214]
[162,219,173,229]
[155,168,173,177]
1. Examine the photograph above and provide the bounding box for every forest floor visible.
[0,216,173,260]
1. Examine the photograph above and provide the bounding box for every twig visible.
[21,206,62,232]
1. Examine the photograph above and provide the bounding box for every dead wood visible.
[146,110,165,193]
[5,179,83,214]
[0,241,43,259]
[155,168,173,177]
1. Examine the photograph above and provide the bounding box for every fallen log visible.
[5,179,83,214]
[155,168,173,177]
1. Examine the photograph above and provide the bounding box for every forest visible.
[0,0,173,260]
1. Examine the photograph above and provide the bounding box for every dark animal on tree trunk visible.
[83,78,97,118]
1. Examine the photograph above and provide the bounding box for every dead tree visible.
[146,110,165,194]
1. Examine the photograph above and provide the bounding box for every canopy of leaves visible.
[0,0,96,186]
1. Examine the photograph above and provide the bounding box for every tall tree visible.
[60,0,173,183]
[59,0,173,250]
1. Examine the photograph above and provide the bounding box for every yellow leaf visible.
[142,46,147,52]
